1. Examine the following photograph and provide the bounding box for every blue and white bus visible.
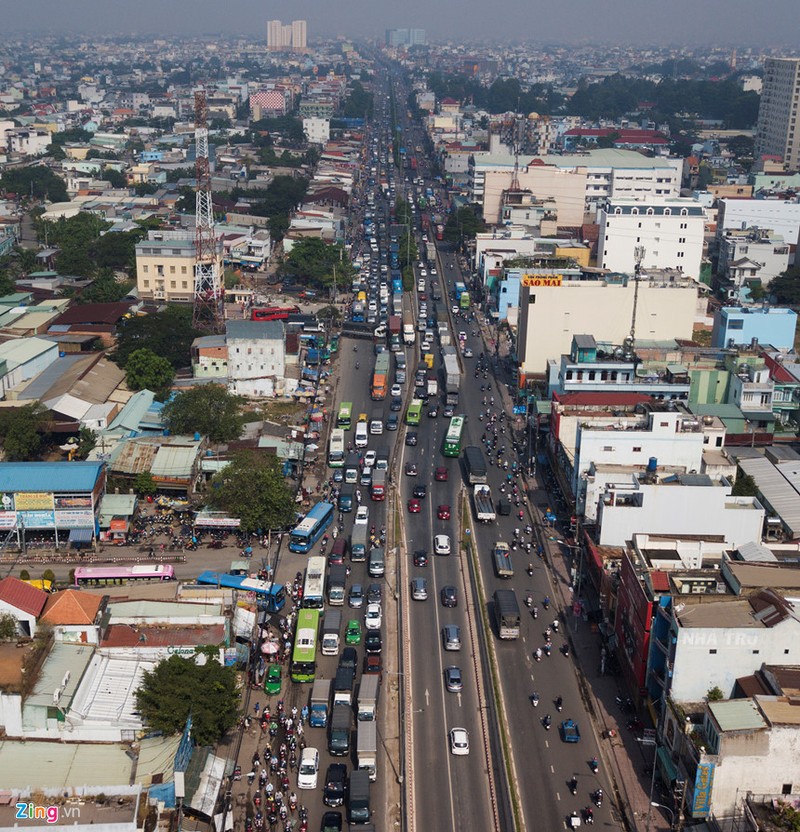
[195,571,286,612]
[301,556,326,609]
[288,501,335,554]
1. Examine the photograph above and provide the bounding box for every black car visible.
[412,484,427,499]
[339,647,357,671]
[323,764,347,806]
[386,414,399,431]
[441,585,458,608]
[365,631,382,654]
[413,549,429,567]
[390,396,403,412]
[367,582,382,604]
[405,432,418,446]
[321,812,343,832]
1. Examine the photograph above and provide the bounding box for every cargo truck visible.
[328,703,352,756]
[309,679,331,728]
[492,541,514,578]
[402,311,415,345]
[426,373,438,398]
[351,523,368,562]
[438,322,451,346]
[327,564,347,606]
[357,674,380,721]
[388,315,402,352]
[370,468,386,501]
[473,484,496,522]
[464,445,488,484]
[442,347,461,406]
[321,609,342,655]
[371,352,390,400]
[348,770,371,824]
[333,665,355,705]
[357,719,378,781]
[494,589,521,640]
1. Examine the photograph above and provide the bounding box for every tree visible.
[209,451,295,532]
[134,471,157,496]
[162,385,246,442]
[279,238,353,289]
[42,569,56,585]
[135,655,240,745]
[769,266,800,306]
[124,348,175,399]
[79,268,134,303]
[0,167,68,202]
[443,206,486,244]
[112,305,199,370]
[0,613,17,641]
[75,426,97,460]
[706,685,724,702]
[0,402,47,461]
[732,473,758,497]
[102,169,127,189]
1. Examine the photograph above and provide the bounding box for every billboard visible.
[692,762,715,816]
[18,510,56,528]
[54,510,95,528]
[15,492,54,511]
[521,273,563,287]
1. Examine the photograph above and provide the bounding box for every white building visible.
[716,199,800,251]
[517,270,699,379]
[597,197,706,279]
[592,472,764,548]
[718,228,791,293]
[303,117,330,145]
[226,319,285,398]
[6,128,50,156]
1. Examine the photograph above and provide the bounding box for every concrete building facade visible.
[755,57,800,170]
[226,319,285,398]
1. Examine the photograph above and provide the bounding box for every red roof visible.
[763,352,798,384]
[556,392,652,407]
[650,570,671,593]
[0,577,48,617]
[100,623,226,648]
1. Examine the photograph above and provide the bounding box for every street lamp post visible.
[650,801,675,831]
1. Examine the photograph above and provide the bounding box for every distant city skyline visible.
[4,0,800,46]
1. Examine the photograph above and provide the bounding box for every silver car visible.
[411,577,428,601]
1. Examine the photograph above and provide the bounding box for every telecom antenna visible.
[192,88,224,332]
[626,245,646,357]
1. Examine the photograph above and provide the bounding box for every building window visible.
[142,265,149,273]
[753,649,760,654]
[602,446,614,452]
[633,446,642,452]
[783,785,793,796]
[170,265,176,274]
[679,237,686,244]
[680,208,688,216]
[664,208,671,215]
[157,265,164,276]
[709,649,717,654]
[182,281,188,289]
[143,280,150,287]
[170,281,176,289]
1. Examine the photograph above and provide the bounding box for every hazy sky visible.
[5,0,799,46]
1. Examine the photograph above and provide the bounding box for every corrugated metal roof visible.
[709,699,766,732]
[107,389,155,432]
[225,318,283,340]
[0,336,57,368]
[0,461,104,493]
[739,456,800,538]
[151,444,199,478]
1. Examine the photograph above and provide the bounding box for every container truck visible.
[437,322,451,346]
[402,312,415,345]
[473,484,496,522]
[426,373,439,398]
[309,679,331,728]
[388,315,402,352]
[357,719,378,781]
[442,347,461,406]
[494,589,521,640]
[371,352,390,400]
[357,674,380,722]
[464,446,488,484]
[321,610,342,655]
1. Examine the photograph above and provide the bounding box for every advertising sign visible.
[0,512,16,529]
[194,516,241,528]
[18,510,56,529]
[54,495,92,509]
[54,510,95,528]
[15,492,55,511]
[521,273,563,287]
[692,762,715,816]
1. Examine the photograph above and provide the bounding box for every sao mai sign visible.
[522,273,563,287]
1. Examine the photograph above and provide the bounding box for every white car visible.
[297,747,319,788]
[449,728,469,756]
[390,384,402,397]
[365,603,382,630]
[355,507,369,526]
[363,450,377,468]
[419,269,427,277]
[434,534,451,555]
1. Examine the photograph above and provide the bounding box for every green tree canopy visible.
[102,169,127,189]
[769,266,800,306]
[133,471,157,496]
[112,306,199,370]
[0,167,68,202]
[124,348,175,399]
[443,206,486,243]
[278,238,353,288]
[209,451,295,533]
[732,473,758,497]
[79,268,134,303]
[162,384,246,442]
[135,655,240,745]
[0,402,47,460]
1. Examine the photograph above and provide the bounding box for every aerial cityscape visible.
[0,11,799,832]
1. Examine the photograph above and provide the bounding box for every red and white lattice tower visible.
[192,89,224,332]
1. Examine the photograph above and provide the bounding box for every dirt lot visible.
[0,641,35,692]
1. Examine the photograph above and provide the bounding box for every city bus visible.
[302,556,327,609]
[337,402,353,431]
[443,415,466,457]
[290,608,321,683]
[405,399,422,426]
[195,571,287,612]
[288,501,335,553]
[251,305,301,322]
[459,290,470,310]
[74,564,175,586]
[328,429,345,468]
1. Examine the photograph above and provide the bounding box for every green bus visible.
[443,415,465,457]
[290,608,320,683]
[337,402,353,430]
[405,399,423,426]
[459,291,470,310]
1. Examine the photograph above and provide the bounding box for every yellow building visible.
[135,232,223,303]
[555,244,591,268]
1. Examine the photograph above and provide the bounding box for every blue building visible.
[494,270,522,323]
[711,306,797,351]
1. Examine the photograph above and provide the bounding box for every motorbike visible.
[543,714,552,730]
[355,362,360,369]
[563,644,570,657]
[534,648,542,662]
[556,696,563,712]
[531,693,539,707]
[590,757,599,774]
[584,808,594,825]
[527,563,534,576]
[569,777,578,795]
[543,597,550,610]
[532,606,538,619]
[525,593,533,607]
[544,644,551,657]
[593,790,603,808]
[553,620,560,633]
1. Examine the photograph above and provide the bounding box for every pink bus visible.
[73,564,176,586]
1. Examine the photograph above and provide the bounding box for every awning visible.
[656,746,678,784]
[68,528,94,542]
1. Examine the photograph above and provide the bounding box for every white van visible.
[355,422,369,448]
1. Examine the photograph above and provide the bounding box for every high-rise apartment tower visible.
[755,57,800,170]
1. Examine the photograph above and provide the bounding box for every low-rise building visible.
[226,319,285,398]
[711,306,797,351]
